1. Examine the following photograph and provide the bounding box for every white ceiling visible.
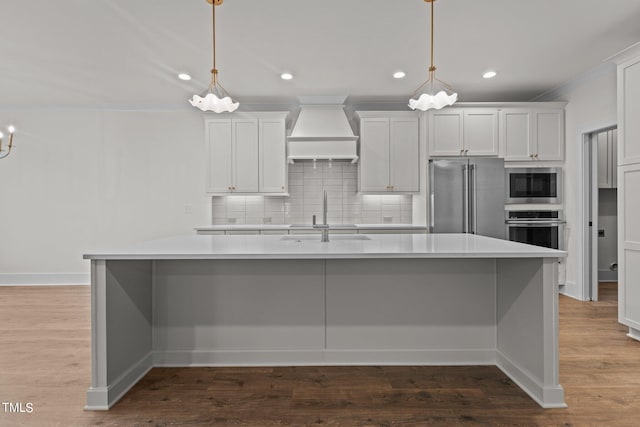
[1,0,640,109]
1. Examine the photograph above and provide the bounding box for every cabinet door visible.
[259,119,287,193]
[535,110,564,160]
[360,118,390,192]
[429,110,463,156]
[502,110,533,161]
[463,109,498,156]
[597,131,611,188]
[206,119,233,193]
[389,117,419,192]
[232,119,259,193]
[620,59,640,165]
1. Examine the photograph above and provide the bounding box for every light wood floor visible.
[1,282,638,426]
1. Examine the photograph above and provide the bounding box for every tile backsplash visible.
[212,161,413,225]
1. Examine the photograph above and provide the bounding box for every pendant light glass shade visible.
[190,0,239,113]
[409,73,457,111]
[409,0,457,111]
[189,79,239,113]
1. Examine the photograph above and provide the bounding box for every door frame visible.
[580,125,617,301]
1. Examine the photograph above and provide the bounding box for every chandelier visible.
[0,125,16,160]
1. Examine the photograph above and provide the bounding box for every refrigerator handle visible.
[463,164,469,233]
[470,164,477,234]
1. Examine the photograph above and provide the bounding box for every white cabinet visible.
[206,118,258,193]
[206,113,288,195]
[620,55,640,166]
[357,112,420,193]
[501,108,564,161]
[597,129,618,188]
[613,47,640,340]
[259,118,287,193]
[428,108,498,156]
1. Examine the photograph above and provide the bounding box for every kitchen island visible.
[83,233,566,410]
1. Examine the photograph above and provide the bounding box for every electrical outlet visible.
[383,216,393,224]
[598,229,605,237]
[184,205,193,214]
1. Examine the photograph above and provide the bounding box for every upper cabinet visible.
[501,108,564,161]
[597,129,618,188]
[357,112,420,193]
[619,55,640,166]
[206,112,288,195]
[428,108,498,156]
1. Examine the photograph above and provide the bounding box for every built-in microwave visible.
[505,168,562,204]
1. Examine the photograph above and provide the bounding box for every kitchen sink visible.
[280,235,371,241]
[289,224,357,229]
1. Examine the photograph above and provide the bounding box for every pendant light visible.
[189,0,239,113]
[409,0,457,111]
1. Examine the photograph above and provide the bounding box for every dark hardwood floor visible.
[1,282,638,426]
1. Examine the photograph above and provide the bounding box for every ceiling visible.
[1,0,640,109]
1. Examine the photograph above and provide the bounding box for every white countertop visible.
[84,233,566,260]
[195,224,427,231]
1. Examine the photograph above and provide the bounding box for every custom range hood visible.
[287,103,359,164]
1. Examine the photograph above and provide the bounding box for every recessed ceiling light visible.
[483,71,497,79]
[178,73,192,81]
[281,73,293,80]
[393,71,406,79]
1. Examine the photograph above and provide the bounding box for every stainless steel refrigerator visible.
[429,158,505,239]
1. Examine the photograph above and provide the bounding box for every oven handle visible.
[506,221,566,226]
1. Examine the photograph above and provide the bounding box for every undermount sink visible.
[280,235,371,242]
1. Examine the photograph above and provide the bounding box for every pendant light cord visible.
[211,1,217,86]
[429,0,435,74]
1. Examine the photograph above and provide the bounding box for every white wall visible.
[0,109,209,284]
[539,63,617,299]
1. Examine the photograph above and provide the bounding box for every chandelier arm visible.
[434,77,454,90]
[215,81,234,97]
[411,75,435,97]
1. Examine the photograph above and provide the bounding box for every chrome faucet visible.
[312,190,330,242]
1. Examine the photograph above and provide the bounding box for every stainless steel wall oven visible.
[505,210,565,250]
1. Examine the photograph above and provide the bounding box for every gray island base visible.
[83,233,567,410]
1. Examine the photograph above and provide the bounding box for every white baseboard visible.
[627,327,640,342]
[0,273,90,286]
[153,349,496,367]
[559,280,584,301]
[496,350,566,408]
[598,270,618,282]
[85,352,153,410]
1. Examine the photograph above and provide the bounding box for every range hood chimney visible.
[287,101,359,164]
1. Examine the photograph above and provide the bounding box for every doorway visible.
[582,126,618,301]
